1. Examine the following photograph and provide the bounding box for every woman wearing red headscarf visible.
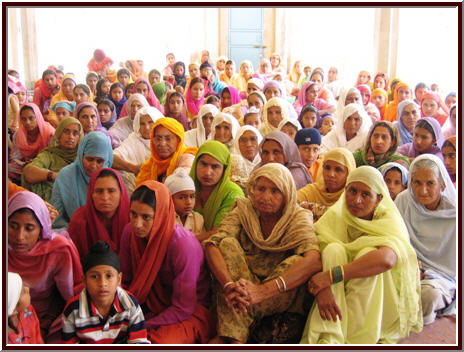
[420,92,449,126]
[67,168,130,257]
[119,181,214,343]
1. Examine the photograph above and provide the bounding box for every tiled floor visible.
[399,316,457,345]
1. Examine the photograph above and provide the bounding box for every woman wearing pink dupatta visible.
[186,77,206,119]
[8,191,83,341]
[68,168,130,257]
[8,103,55,184]
[119,78,162,116]
[220,86,242,110]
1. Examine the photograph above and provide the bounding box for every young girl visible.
[73,84,94,106]
[94,78,111,104]
[299,104,320,129]
[33,69,60,119]
[379,162,408,200]
[441,136,456,186]
[164,91,189,131]
[318,113,335,136]
[125,83,134,99]
[117,68,132,88]
[50,101,76,123]
[164,167,205,237]
[371,88,388,120]
[97,99,118,130]
[173,62,187,89]
[47,74,76,127]
[85,72,99,96]
[205,94,221,110]
[220,86,241,110]
[243,108,261,130]
[373,72,388,90]
[186,77,206,119]
[109,82,126,118]
[420,92,449,126]
[384,82,412,122]
[8,272,44,344]
[278,118,301,141]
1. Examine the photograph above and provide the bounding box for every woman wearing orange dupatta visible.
[119,181,214,343]
[383,81,412,122]
[136,117,197,185]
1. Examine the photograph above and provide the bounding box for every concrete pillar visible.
[20,8,38,89]
[218,8,229,57]
[373,8,399,80]
[263,8,275,60]
[8,8,19,72]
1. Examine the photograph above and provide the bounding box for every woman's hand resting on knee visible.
[315,287,343,322]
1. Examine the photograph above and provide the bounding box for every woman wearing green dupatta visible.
[300,166,422,344]
[352,121,409,169]
[190,140,244,242]
[22,117,83,202]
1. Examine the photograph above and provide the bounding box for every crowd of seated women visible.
[6,48,457,344]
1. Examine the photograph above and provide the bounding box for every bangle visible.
[223,281,234,291]
[331,266,344,284]
[329,269,333,284]
[47,171,54,182]
[278,276,287,292]
[275,278,282,292]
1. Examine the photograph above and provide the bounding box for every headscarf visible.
[184,104,219,147]
[278,118,301,133]
[190,140,242,231]
[152,82,167,106]
[419,92,450,126]
[233,125,263,167]
[173,61,187,89]
[259,97,289,137]
[355,70,371,86]
[123,93,149,119]
[128,181,176,314]
[335,87,362,122]
[294,81,319,115]
[372,88,388,119]
[136,118,197,186]
[37,70,58,101]
[8,272,22,316]
[225,163,319,252]
[442,104,456,139]
[69,168,129,256]
[247,77,264,90]
[356,84,372,106]
[316,166,423,337]
[221,86,241,110]
[51,131,113,222]
[263,80,283,97]
[396,99,419,146]
[299,104,321,129]
[51,101,76,114]
[163,90,189,131]
[40,117,83,164]
[88,49,113,73]
[378,162,409,187]
[395,154,456,287]
[49,74,75,103]
[109,82,127,117]
[373,72,389,91]
[212,67,227,94]
[15,103,55,159]
[75,102,114,144]
[8,191,83,315]
[185,78,206,117]
[322,103,372,153]
[209,112,240,151]
[97,99,118,130]
[361,121,401,167]
[297,147,356,206]
[256,131,312,190]
[131,78,162,111]
[384,81,410,122]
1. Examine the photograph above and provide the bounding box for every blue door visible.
[228,8,264,71]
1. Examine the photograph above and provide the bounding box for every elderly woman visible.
[321,103,372,154]
[297,147,356,222]
[395,154,456,326]
[190,140,245,241]
[109,93,149,148]
[50,131,113,229]
[68,168,130,257]
[8,191,82,341]
[184,104,219,147]
[395,100,420,146]
[209,112,240,152]
[300,166,423,344]
[22,117,83,202]
[230,125,263,192]
[113,106,163,194]
[256,131,312,190]
[397,117,445,162]
[119,181,214,343]
[135,117,198,185]
[204,163,322,344]
[353,121,409,168]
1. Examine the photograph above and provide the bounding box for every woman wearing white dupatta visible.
[320,103,371,154]
[113,106,163,195]
[230,125,263,192]
[395,154,456,325]
[184,104,219,148]
[209,112,240,152]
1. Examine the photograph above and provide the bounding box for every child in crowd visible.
[243,107,261,130]
[51,101,76,123]
[294,127,322,180]
[62,241,150,344]
[125,83,134,99]
[164,167,205,238]
[97,99,117,130]
[299,104,319,129]
[205,94,221,110]
[278,118,300,141]
[379,162,408,200]
[109,82,127,118]
[318,113,335,136]
[8,272,44,344]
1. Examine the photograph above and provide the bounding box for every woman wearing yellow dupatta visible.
[47,74,76,128]
[300,166,422,344]
[136,117,197,185]
[297,147,356,222]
